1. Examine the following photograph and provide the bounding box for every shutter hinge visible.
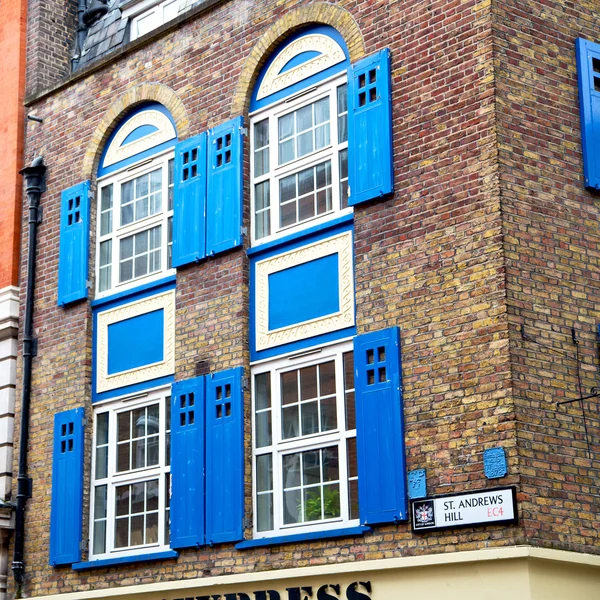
[243,516,251,530]
[347,185,351,197]
[242,376,249,391]
[82,417,88,427]
[240,126,248,136]
[241,226,248,238]
[79,539,88,553]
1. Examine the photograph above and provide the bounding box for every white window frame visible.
[128,0,180,41]
[89,387,171,560]
[251,340,358,538]
[250,73,351,246]
[95,149,175,298]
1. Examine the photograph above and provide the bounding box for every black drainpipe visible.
[71,0,88,71]
[12,157,46,593]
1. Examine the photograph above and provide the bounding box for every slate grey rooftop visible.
[77,0,129,70]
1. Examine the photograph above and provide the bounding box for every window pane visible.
[255,373,271,410]
[120,236,133,260]
[278,113,294,142]
[121,181,134,225]
[93,520,106,555]
[283,488,301,525]
[256,493,273,532]
[319,360,336,396]
[296,105,312,132]
[300,366,317,400]
[120,259,133,283]
[255,411,272,448]
[96,445,108,479]
[117,442,130,472]
[254,119,270,177]
[280,174,296,203]
[315,97,330,125]
[297,131,313,157]
[282,447,340,525]
[100,185,113,236]
[281,405,299,439]
[282,453,301,488]
[278,98,331,165]
[97,412,109,445]
[254,181,271,239]
[146,511,159,544]
[301,400,319,436]
[256,454,272,493]
[281,371,298,405]
[278,161,332,230]
[94,485,107,519]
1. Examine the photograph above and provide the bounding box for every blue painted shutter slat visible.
[58,181,90,305]
[576,38,600,190]
[354,327,407,525]
[347,49,393,206]
[49,408,85,566]
[206,367,244,544]
[206,117,244,255]
[170,376,206,548]
[172,133,207,267]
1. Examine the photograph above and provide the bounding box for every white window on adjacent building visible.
[250,76,350,245]
[96,151,174,295]
[129,0,180,41]
[90,389,171,559]
[252,341,359,537]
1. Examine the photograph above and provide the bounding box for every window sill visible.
[91,273,176,309]
[235,525,371,550]
[72,549,178,570]
[247,213,354,258]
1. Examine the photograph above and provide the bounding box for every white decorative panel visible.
[255,231,354,351]
[257,34,346,101]
[96,290,175,393]
[103,110,176,168]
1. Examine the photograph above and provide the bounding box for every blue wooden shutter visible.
[170,376,206,548]
[206,117,244,255]
[576,38,600,190]
[57,181,90,306]
[354,327,407,525]
[172,133,207,267]
[49,408,85,566]
[205,367,244,544]
[347,49,393,206]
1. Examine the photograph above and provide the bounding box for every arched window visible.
[248,29,403,541]
[95,103,177,295]
[250,26,351,245]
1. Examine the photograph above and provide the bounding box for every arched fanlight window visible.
[249,26,351,245]
[95,103,177,295]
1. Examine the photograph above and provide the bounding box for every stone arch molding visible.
[81,82,189,179]
[231,2,366,116]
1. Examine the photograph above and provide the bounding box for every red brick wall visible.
[0,0,27,288]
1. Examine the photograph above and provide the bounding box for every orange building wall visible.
[0,0,27,288]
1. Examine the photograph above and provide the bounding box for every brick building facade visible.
[13,0,600,598]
